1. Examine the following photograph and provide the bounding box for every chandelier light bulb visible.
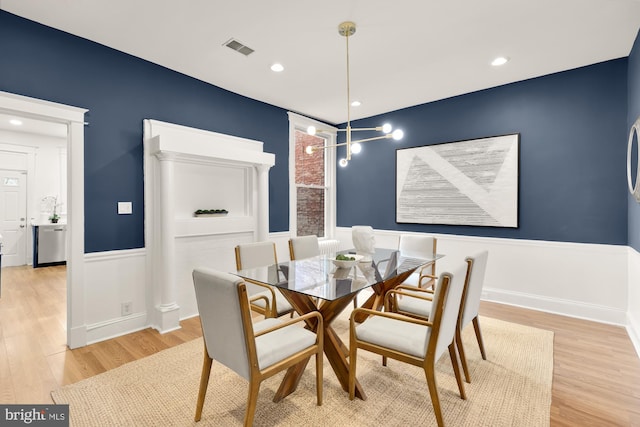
[303,22,408,167]
[392,129,404,140]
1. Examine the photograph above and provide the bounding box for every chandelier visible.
[305,21,404,167]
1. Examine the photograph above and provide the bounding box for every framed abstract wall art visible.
[396,134,519,227]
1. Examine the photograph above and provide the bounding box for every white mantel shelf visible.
[174,216,255,238]
[146,119,274,167]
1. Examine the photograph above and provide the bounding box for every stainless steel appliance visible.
[33,224,66,267]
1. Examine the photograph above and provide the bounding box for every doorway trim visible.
[0,90,88,348]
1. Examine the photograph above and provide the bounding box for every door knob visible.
[19,225,25,228]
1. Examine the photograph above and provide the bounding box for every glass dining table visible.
[235,247,442,401]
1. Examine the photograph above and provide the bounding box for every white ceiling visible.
[2,0,640,125]
[0,112,67,140]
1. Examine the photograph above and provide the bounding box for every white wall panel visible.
[337,227,628,325]
[79,229,635,347]
[628,247,640,357]
[83,249,147,344]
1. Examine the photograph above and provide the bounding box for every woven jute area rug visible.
[52,316,553,426]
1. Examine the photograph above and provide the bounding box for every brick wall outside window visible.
[295,131,325,237]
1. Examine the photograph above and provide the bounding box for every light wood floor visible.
[1,265,639,426]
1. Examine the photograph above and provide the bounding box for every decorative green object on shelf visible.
[194,209,228,217]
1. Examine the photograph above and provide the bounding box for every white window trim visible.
[287,112,337,239]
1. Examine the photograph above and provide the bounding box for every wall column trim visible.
[255,163,272,241]
[154,152,180,331]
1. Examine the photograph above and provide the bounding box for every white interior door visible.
[0,169,27,266]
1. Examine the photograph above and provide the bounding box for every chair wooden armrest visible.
[350,307,433,328]
[395,284,434,294]
[418,272,437,288]
[245,279,277,316]
[249,294,271,311]
[254,311,323,338]
[384,289,434,313]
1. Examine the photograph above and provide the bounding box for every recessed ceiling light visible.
[9,119,23,126]
[491,56,509,66]
[270,63,284,72]
[351,101,361,107]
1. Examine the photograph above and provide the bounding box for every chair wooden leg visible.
[472,317,487,360]
[455,328,471,383]
[448,343,466,400]
[382,355,387,366]
[316,350,323,406]
[244,378,261,427]
[425,361,444,427]
[194,348,213,422]
[348,346,357,400]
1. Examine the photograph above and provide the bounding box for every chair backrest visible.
[398,234,437,259]
[428,263,467,359]
[398,234,437,278]
[289,235,320,260]
[192,267,252,380]
[235,241,278,270]
[460,250,489,328]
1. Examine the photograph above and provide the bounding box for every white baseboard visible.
[67,325,87,350]
[483,287,627,325]
[628,312,640,358]
[85,312,148,345]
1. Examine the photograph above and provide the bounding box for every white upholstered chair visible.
[235,241,294,318]
[192,268,323,426]
[376,234,438,289]
[397,234,438,288]
[288,235,320,260]
[387,251,489,383]
[348,264,467,427]
[455,250,489,382]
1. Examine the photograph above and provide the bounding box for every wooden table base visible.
[273,291,367,401]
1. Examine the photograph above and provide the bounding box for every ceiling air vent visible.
[223,38,254,56]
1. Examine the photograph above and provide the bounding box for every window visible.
[3,177,19,187]
[288,112,337,239]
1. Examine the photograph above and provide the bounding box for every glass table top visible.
[236,248,443,301]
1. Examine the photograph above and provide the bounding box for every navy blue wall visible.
[628,31,640,251]
[338,60,628,245]
[0,11,632,250]
[0,11,291,252]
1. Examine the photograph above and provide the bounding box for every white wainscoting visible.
[336,227,629,325]
[83,248,147,344]
[627,247,640,357]
[79,229,638,357]
[174,231,255,320]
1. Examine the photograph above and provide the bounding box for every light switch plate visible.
[118,201,133,215]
